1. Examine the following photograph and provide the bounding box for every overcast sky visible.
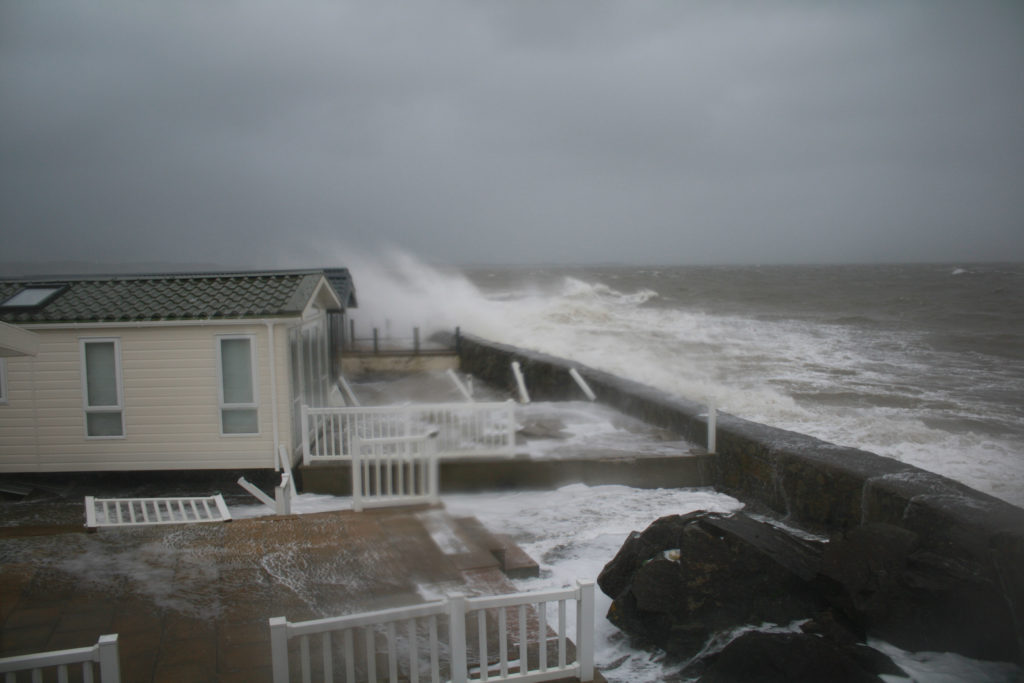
[2,1,1022,270]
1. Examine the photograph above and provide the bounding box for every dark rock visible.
[599,511,826,659]
[460,334,1024,664]
[800,610,865,646]
[818,523,1019,662]
[696,631,902,683]
[598,512,701,599]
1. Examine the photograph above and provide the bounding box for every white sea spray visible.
[345,256,1024,506]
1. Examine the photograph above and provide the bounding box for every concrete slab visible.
[0,503,594,682]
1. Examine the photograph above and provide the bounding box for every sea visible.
[352,259,1024,508]
[346,258,1024,680]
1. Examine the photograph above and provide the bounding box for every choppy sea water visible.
[351,260,1024,507]
[321,258,1024,681]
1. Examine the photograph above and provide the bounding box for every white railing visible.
[0,634,120,683]
[270,580,595,683]
[302,401,516,465]
[351,433,440,512]
[84,494,231,528]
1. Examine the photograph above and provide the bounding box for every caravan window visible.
[218,336,259,435]
[80,339,124,437]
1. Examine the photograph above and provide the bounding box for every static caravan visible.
[0,269,355,472]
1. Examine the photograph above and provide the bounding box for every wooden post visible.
[448,595,468,683]
[269,617,289,683]
[97,634,120,683]
[349,319,355,350]
[576,580,595,681]
[352,436,364,512]
[275,474,292,515]
[373,328,379,354]
[414,327,420,354]
[84,496,97,528]
[301,405,311,466]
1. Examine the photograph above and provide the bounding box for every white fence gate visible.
[0,634,120,683]
[85,494,232,528]
[302,401,516,464]
[270,580,595,683]
[351,434,440,512]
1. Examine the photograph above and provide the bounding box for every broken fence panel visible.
[85,494,231,529]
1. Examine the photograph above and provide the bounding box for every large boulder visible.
[598,511,827,659]
[816,523,1019,662]
[600,512,1022,666]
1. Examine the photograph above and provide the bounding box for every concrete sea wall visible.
[454,333,1024,660]
[302,455,712,496]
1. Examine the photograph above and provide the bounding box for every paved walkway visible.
[0,504,585,682]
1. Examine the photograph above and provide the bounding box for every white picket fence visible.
[84,494,231,528]
[351,433,440,512]
[0,634,120,683]
[301,401,516,465]
[270,581,595,683]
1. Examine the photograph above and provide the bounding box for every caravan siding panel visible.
[273,322,296,462]
[0,323,292,472]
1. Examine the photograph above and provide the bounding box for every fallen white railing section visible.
[511,362,530,404]
[0,633,121,683]
[85,494,231,528]
[351,433,440,512]
[302,400,516,464]
[568,368,596,402]
[238,473,293,515]
[270,580,595,683]
[447,368,475,402]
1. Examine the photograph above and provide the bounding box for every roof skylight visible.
[1,286,65,308]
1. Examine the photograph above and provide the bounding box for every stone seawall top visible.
[451,332,1024,661]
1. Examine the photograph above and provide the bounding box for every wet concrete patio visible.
[0,497,595,682]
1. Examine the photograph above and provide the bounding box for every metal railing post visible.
[576,580,595,682]
[511,361,530,404]
[569,367,596,401]
[448,595,468,683]
[97,634,120,683]
[269,617,290,683]
[707,401,717,454]
[427,435,440,505]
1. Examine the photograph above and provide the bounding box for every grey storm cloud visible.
[2,1,1023,270]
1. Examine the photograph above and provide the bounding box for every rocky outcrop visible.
[817,522,1019,662]
[599,511,826,659]
[694,631,904,683]
[600,511,1021,667]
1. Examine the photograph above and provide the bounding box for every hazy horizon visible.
[3,257,1024,279]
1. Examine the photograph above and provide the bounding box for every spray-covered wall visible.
[453,332,1024,662]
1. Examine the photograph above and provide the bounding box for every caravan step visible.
[85,494,232,528]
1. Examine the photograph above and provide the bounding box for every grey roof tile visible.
[0,269,351,324]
